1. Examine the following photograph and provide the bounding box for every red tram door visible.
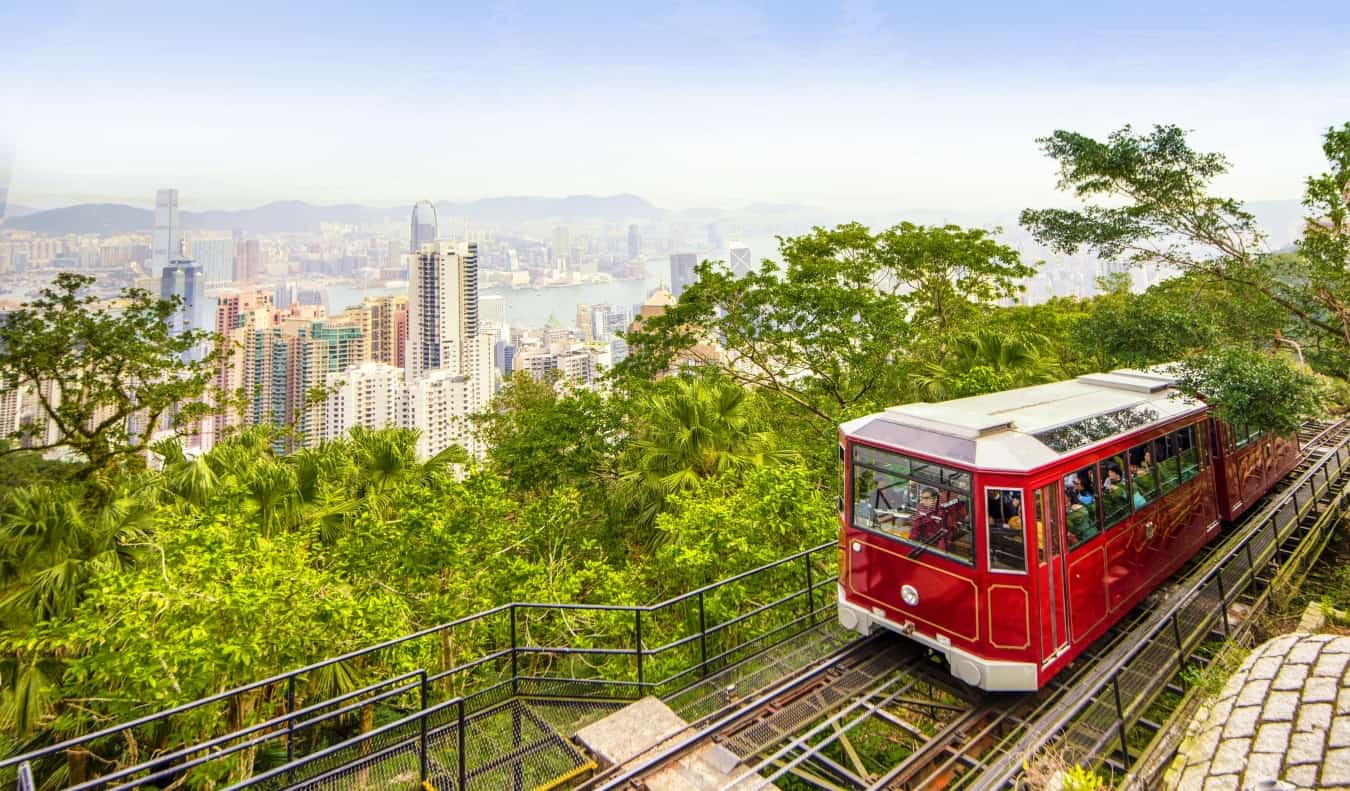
[1034,483,1072,664]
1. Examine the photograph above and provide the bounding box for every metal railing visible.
[3,541,837,790]
[968,425,1350,790]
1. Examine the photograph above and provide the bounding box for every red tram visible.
[836,368,1299,691]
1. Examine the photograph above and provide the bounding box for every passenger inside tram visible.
[911,487,946,548]
[1100,456,1135,524]
[986,489,1027,571]
[1065,469,1100,546]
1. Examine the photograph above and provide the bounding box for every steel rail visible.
[589,635,898,790]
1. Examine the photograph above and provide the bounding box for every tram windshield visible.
[850,444,974,565]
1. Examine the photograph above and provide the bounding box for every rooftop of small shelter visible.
[841,368,1203,473]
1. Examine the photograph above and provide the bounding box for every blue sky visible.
[3,1,1348,211]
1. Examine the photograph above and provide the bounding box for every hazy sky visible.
[4,1,1348,212]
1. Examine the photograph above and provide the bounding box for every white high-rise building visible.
[152,188,180,276]
[318,362,406,443]
[728,242,753,276]
[406,369,480,459]
[404,240,493,457]
[407,241,480,381]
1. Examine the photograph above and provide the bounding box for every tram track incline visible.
[958,416,1350,791]
[584,636,936,790]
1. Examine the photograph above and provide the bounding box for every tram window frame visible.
[1153,432,1182,495]
[1177,424,1202,482]
[1129,442,1160,508]
[1034,485,1063,565]
[1064,464,1101,549]
[985,487,1027,574]
[849,444,975,566]
[1099,453,1132,529]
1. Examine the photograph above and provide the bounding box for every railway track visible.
[580,419,1350,791]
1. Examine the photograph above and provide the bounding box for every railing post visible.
[286,674,297,783]
[804,552,815,626]
[458,698,468,791]
[698,591,709,678]
[419,670,429,784]
[1112,677,1130,766]
[16,762,34,791]
[635,609,645,696]
[509,605,518,698]
[1215,573,1231,639]
[1171,614,1186,677]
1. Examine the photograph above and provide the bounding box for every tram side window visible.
[986,488,1026,573]
[1064,465,1100,548]
[1099,453,1133,529]
[1129,442,1160,507]
[1153,433,1182,494]
[1035,486,1063,564]
[1233,423,1259,449]
[1179,425,1202,480]
[850,446,975,566]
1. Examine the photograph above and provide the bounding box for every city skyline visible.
[4,2,1348,213]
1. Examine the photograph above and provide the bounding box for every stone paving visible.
[1172,633,1350,790]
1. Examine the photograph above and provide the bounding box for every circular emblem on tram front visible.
[901,585,919,606]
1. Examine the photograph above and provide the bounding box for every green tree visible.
[1296,123,1350,369]
[911,329,1058,400]
[617,222,1032,425]
[0,273,219,480]
[1174,347,1321,435]
[0,484,153,628]
[649,463,833,594]
[615,376,792,533]
[1019,123,1350,373]
[474,372,622,496]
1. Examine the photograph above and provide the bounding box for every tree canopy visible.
[0,273,219,481]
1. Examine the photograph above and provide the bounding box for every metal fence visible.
[2,542,838,790]
[969,428,1350,790]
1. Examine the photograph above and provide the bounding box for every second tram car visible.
[836,368,1298,691]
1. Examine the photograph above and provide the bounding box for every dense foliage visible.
[2,122,1344,785]
[0,273,220,482]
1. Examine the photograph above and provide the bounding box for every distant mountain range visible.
[0,194,1310,249]
[0,194,668,236]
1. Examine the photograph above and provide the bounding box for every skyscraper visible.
[235,239,261,283]
[627,224,642,260]
[407,241,481,381]
[160,258,206,361]
[405,240,492,456]
[152,189,180,276]
[411,200,437,252]
[191,238,235,288]
[670,253,699,299]
[551,227,571,268]
[729,243,753,276]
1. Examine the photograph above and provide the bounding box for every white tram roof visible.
[840,367,1204,473]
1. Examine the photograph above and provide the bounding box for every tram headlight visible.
[901,584,919,607]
